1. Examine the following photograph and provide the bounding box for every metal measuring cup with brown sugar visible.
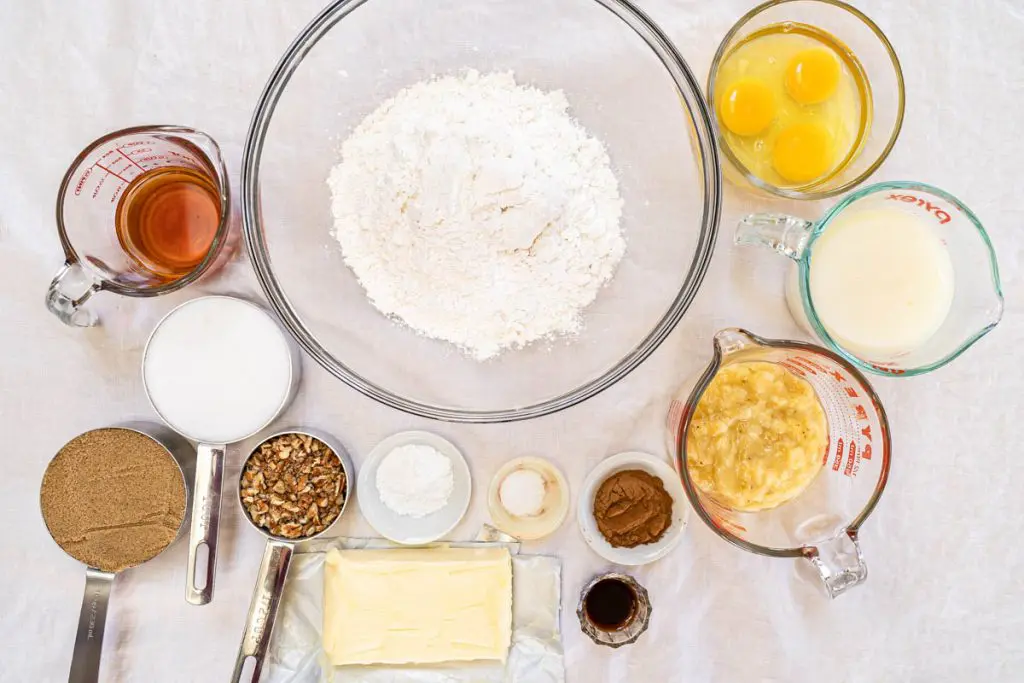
[39,423,194,683]
[230,428,353,683]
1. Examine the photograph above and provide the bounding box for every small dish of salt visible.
[487,456,570,541]
[357,431,472,545]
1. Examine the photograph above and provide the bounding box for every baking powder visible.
[375,444,454,518]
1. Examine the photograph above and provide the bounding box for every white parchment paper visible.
[263,539,563,683]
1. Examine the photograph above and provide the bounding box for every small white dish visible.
[578,451,688,566]
[357,431,471,545]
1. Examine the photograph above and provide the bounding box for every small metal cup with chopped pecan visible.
[232,428,353,683]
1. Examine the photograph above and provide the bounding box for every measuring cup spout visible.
[804,529,868,598]
[46,262,101,327]
[712,328,763,358]
[735,213,813,260]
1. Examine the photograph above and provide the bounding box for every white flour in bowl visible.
[328,70,625,360]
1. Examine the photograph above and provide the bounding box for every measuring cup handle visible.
[46,262,101,327]
[804,528,869,599]
[185,443,225,606]
[231,540,294,683]
[735,213,813,260]
[69,568,115,683]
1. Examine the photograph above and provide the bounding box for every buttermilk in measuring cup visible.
[788,205,955,359]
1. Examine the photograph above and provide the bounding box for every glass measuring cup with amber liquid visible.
[115,166,221,279]
[46,125,233,327]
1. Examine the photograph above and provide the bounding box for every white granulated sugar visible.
[375,443,454,518]
[328,70,625,360]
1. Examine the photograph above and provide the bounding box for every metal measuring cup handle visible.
[230,428,354,683]
[231,539,295,683]
[185,443,226,605]
[68,568,115,683]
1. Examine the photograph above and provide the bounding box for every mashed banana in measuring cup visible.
[687,361,827,512]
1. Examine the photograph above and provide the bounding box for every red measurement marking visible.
[862,444,873,461]
[844,386,859,398]
[73,167,93,196]
[832,437,845,472]
[93,162,130,183]
[855,405,868,421]
[844,441,857,477]
[860,425,872,442]
[871,364,907,375]
[789,357,817,375]
[780,360,806,377]
[801,356,829,374]
[116,147,145,171]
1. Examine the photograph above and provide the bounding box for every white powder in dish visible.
[375,444,454,518]
[328,70,625,360]
[499,469,547,518]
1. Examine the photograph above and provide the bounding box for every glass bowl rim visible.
[240,0,723,423]
[707,0,906,200]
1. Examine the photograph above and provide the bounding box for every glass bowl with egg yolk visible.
[708,0,904,199]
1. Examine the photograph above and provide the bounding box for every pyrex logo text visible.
[886,193,952,224]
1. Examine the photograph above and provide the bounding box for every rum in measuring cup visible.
[115,166,222,279]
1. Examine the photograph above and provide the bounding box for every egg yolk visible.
[719,79,776,136]
[772,122,834,184]
[785,48,841,105]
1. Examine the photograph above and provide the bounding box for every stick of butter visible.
[323,547,513,666]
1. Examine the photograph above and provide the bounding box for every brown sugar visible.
[40,428,187,573]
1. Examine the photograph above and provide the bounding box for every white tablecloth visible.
[3,1,1022,681]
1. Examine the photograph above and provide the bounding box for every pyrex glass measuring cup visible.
[667,329,891,598]
[47,125,232,327]
[736,181,1004,376]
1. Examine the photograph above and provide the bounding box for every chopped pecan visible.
[240,433,346,539]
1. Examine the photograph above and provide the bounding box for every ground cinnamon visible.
[40,428,187,573]
[593,469,673,548]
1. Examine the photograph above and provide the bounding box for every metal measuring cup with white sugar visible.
[142,295,301,605]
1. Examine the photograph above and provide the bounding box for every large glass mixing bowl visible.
[242,0,721,422]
